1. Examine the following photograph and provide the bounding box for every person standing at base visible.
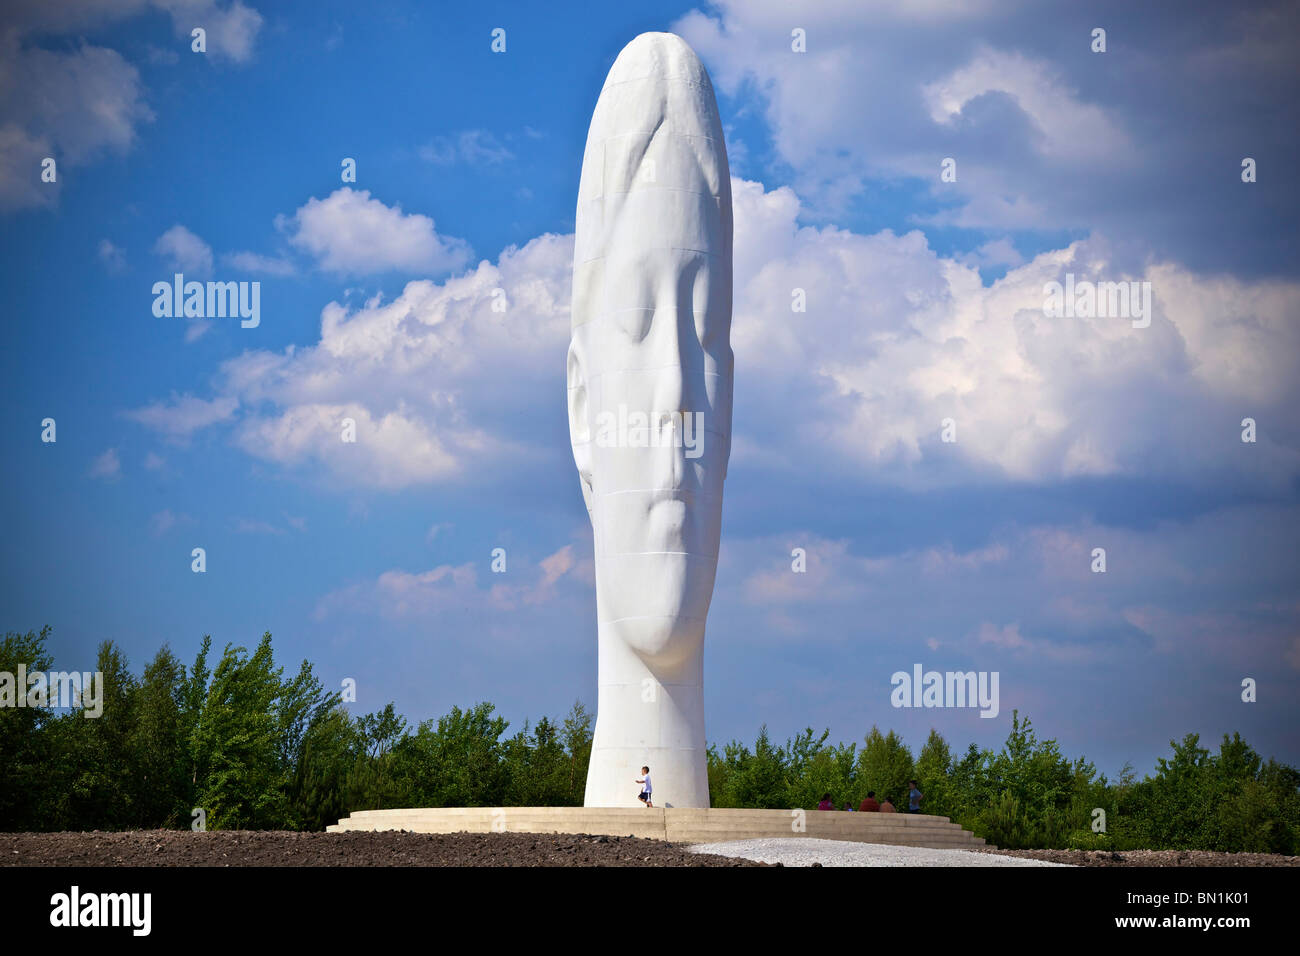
[636,767,653,807]
[908,780,923,814]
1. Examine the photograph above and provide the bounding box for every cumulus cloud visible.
[128,178,1300,493]
[672,0,1300,272]
[921,46,1130,162]
[0,37,153,209]
[723,179,1300,489]
[154,225,214,276]
[281,187,471,276]
[204,229,571,488]
[0,2,261,210]
[3,1,264,63]
[236,403,461,490]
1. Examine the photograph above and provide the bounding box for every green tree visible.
[560,700,593,803]
[914,728,954,815]
[127,645,189,827]
[0,627,55,829]
[189,634,286,828]
[392,702,509,806]
[857,725,913,808]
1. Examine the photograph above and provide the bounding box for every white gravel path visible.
[688,837,1073,867]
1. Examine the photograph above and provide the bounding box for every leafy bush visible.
[977,791,1033,849]
[1064,827,1112,850]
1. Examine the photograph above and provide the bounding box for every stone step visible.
[326,806,988,849]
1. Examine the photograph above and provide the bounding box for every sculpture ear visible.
[567,338,594,514]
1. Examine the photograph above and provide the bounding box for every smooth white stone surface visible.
[568,32,733,808]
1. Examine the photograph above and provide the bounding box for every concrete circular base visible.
[327,807,988,849]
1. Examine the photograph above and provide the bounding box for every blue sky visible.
[3,0,1298,780]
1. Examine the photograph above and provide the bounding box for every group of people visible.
[817,780,923,814]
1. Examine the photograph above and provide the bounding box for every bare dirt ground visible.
[0,829,766,867]
[4,831,1292,867]
[974,847,1298,867]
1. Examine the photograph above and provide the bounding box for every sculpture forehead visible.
[602,32,710,90]
[586,33,723,145]
[572,32,732,337]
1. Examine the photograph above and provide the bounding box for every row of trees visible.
[2,628,1297,853]
[0,628,592,832]
[707,716,1300,852]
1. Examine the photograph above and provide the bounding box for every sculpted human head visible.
[567,32,733,676]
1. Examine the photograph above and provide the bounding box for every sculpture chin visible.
[595,546,718,674]
[604,612,707,675]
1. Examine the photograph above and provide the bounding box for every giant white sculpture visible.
[567,32,733,808]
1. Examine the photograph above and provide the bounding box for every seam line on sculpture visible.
[590,129,718,142]
[600,614,708,625]
[588,187,721,200]
[586,367,724,378]
[576,248,721,265]
[599,74,712,91]
[579,307,723,324]
[599,551,718,558]
[574,313,731,333]
[594,489,721,498]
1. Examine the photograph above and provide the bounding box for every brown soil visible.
[974,846,1299,867]
[0,829,768,867]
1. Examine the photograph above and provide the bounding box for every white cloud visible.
[315,545,587,622]
[668,0,1287,256]
[150,508,192,535]
[124,393,238,440]
[235,403,461,490]
[156,0,263,63]
[225,250,296,276]
[89,447,121,480]
[419,129,514,166]
[129,178,1300,494]
[921,46,1129,161]
[154,224,213,276]
[0,38,152,209]
[958,238,1023,271]
[0,2,261,209]
[184,319,214,343]
[97,238,126,273]
[721,179,1300,487]
[206,229,570,488]
[281,187,471,276]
